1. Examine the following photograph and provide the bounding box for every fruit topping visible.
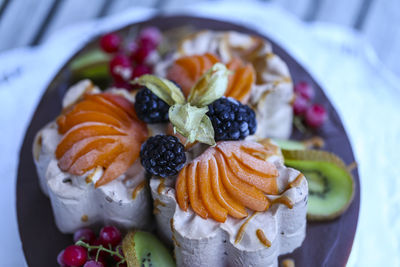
[293,95,309,115]
[134,87,169,123]
[176,141,279,222]
[282,149,354,221]
[63,245,87,266]
[207,97,257,141]
[140,135,186,177]
[294,81,314,101]
[167,53,255,103]
[305,104,327,128]
[131,64,152,79]
[84,260,104,267]
[167,53,219,96]
[100,33,122,54]
[73,228,96,244]
[110,54,133,83]
[99,225,122,248]
[56,93,148,187]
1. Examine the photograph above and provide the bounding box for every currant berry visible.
[99,226,122,248]
[84,260,104,267]
[293,95,309,115]
[132,64,152,79]
[73,228,96,244]
[100,33,122,53]
[294,81,314,101]
[305,104,327,128]
[110,54,132,82]
[57,249,67,267]
[62,245,87,266]
[138,27,162,50]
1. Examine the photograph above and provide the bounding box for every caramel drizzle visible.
[157,178,166,194]
[235,212,258,244]
[256,229,271,247]
[154,198,166,208]
[81,214,88,222]
[287,173,304,189]
[271,195,294,209]
[302,136,325,149]
[132,180,146,199]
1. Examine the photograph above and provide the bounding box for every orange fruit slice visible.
[167,54,255,104]
[175,141,279,222]
[56,93,148,187]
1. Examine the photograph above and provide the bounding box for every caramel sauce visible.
[256,229,271,247]
[172,234,181,247]
[154,198,167,208]
[272,195,294,209]
[132,180,146,199]
[266,53,275,60]
[347,161,358,172]
[153,207,160,214]
[81,215,88,222]
[288,173,304,189]
[85,166,102,184]
[170,218,175,233]
[235,212,258,244]
[157,178,166,194]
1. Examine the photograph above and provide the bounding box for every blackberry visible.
[134,87,169,123]
[140,135,186,177]
[207,97,257,141]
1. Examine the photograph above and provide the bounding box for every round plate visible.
[17,15,360,267]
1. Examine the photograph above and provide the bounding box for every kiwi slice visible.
[282,150,355,221]
[273,139,307,150]
[122,230,175,267]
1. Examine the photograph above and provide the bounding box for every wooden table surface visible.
[0,0,398,77]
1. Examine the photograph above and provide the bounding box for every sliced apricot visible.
[56,93,148,187]
[198,158,228,222]
[225,59,255,104]
[176,166,189,211]
[209,156,247,219]
[186,161,208,219]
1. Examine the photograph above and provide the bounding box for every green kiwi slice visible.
[282,150,355,221]
[273,139,307,150]
[122,230,176,267]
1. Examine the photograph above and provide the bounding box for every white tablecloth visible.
[1,1,399,266]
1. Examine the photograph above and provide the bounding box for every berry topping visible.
[137,27,162,50]
[57,249,67,267]
[293,95,309,115]
[134,87,169,123]
[100,33,122,53]
[73,228,96,244]
[99,225,122,248]
[110,54,132,82]
[305,104,327,128]
[132,64,152,79]
[140,135,186,177]
[294,81,314,101]
[62,245,87,266]
[84,260,105,267]
[132,45,153,64]
[207,97,257,141]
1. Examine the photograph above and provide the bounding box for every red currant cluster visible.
[99,27,162,90]
[293,81,327,129]
[57,226,125,267]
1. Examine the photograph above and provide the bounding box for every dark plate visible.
[17,15,360,267]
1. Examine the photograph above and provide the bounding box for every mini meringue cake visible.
[150,140,307,267]
[33,80,152,233]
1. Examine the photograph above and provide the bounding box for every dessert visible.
[33,80,151,233]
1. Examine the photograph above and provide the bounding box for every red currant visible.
[73,228,96,244]
[132,64,152,79]
[84,260,104,267]
[100,33,122,53]
[305,104,327,128]
[112,245,124,263]
[57,249,67,267]
[90,239,108,259]
[138,27,162,50]
[99,226,121,248]
[132,45,153,64]
[110,54,133,82]
[294,81,314,101]
[293,95,309,115]
[62,245,87,266]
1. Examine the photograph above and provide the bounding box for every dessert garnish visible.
[55,93,148,187]
[176,141,279,222]
[140,135,186,177]
[167,53,255,103]
[133,63,230,145]
[207,97,257,141]
[282,149,354,221]
[134,87,170,123]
